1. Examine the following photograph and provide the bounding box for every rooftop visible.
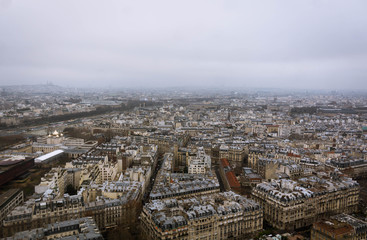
[35,150,64,162]
[0,189,22,208]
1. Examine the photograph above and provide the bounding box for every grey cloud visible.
[0,0,366,90]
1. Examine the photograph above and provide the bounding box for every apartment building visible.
[141,191,263,240]
[0,189,23,230]
[3,217,103,240]
[311,214,367,240]
[252,174,359,231]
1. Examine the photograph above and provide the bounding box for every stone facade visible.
[252,175,359,231]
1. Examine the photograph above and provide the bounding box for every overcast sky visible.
[0,0,366,90]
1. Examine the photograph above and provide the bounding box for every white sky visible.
[0,0,366,90]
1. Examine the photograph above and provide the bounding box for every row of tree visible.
[0,100,162,130]
[290,106,318,115]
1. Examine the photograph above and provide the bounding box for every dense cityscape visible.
[1,1,367,239]
[0,85,366,239]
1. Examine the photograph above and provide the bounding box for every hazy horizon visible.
[1,0,367,90]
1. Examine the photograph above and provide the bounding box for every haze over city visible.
[1,0,367,90]
[1,2,367,240]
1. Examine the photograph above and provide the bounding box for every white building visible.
[188,147,211,174]
[98,156,118,183]
[34,150,64,164]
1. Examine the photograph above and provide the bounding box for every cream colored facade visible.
[219,146,246,163]
[252,176,359,231]
[187,148,211,174]
[141,192,263,240]
[188,160,207,174]
[2,192,140,237]
[34,167,82,199]
[98,156,118,183]
[32,143,61,154]
[248,151,302,169]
